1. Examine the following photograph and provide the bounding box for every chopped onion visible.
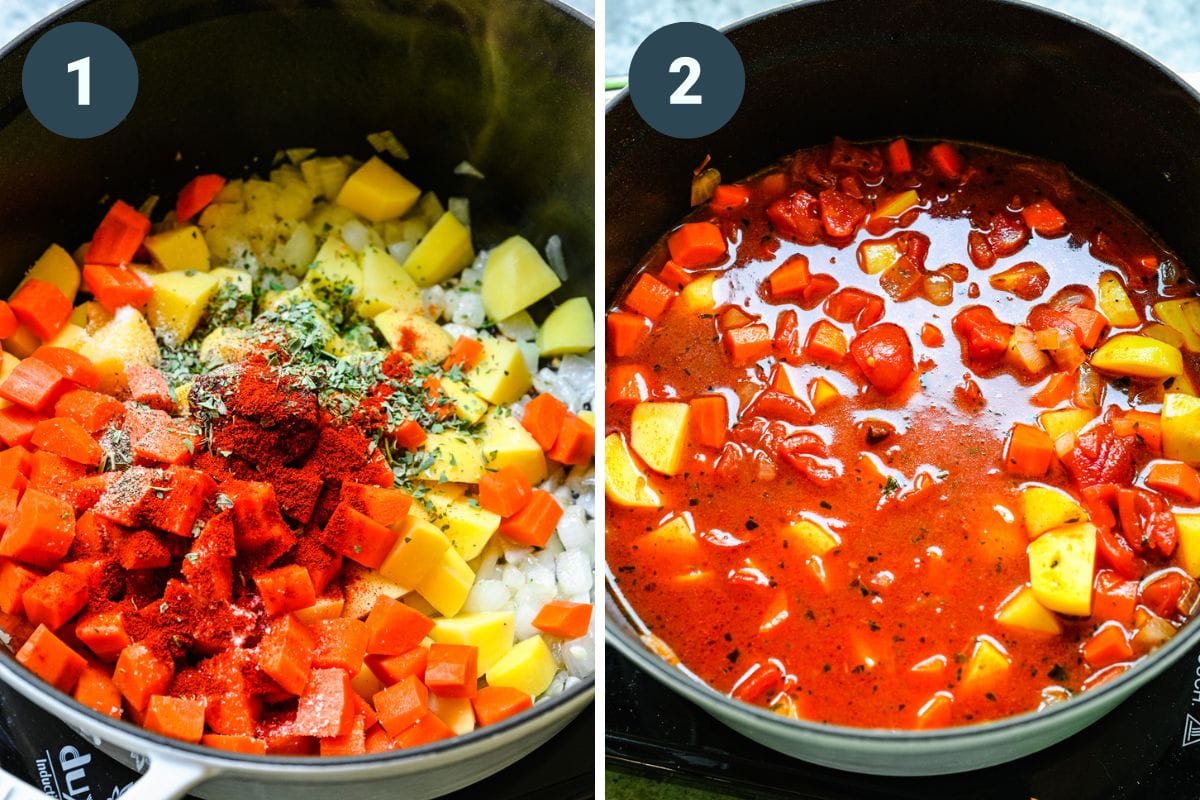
[545,235,568,281]
[366,130,409,160]
[448,197,471,228]
[1133,616,1177,654]
[454,160,485,179]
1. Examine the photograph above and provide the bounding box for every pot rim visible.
[0,0,596,772]
[604,0,1200,748]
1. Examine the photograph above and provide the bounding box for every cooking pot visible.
[0,0,595,797]
[605,0,1200,776]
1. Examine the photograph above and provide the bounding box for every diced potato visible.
[278,222,318,272]
[429,694,475,735]
[1172,370,1200,397]
[356,245,423,317]
[485,635,556,698]
[480,236,562,322]
[960,637,1012,692]
[431,611,515,672]
[859,240,902,274]
[305,237,363,309]
[1039,408,1096,442]
[341,563,409,621]
[1027,522,1097,616]
[144,226,211,272]
[414,547,475,617]
[537,297,595,357]
[198,327,255,365]
[1021,484,1087,538]
[482,410,548,485]
[604,433,661,508]
[630,402,691,475]
[418,431,484,484]
[374,309,453,364]
[79,307,160,393]
[174,381,193,413]
[350,663,385,701]
[379,517,451,589]
[335,156,420,222]
[1163,393,1200,465]
[22,244,80,301]
[872,190,919,220]
[4,325,39,358]
[294,594,344,626]
[467,338,532,405]
[147,270,221,346]
[634,515,700,561]
[424,493,501,561]
[440,379,489,425]
[679,274,716,312]
[403,212,475,288]
[1097,272,1139,328]
[1090,334,1182,379]
[995,586,1062,634]
[784,518,840,555]
[0,353,18,409]
[44,323,87,353]
[1154,298,1200,352]
[1175,513,1200,577]
[809,377,842,410]
[1144,322,1186,350]
[209,267,253,295]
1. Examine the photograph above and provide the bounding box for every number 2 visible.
[67,56,91,106]
[669,56,701,105]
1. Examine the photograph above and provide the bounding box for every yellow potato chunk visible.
[374,309,453,364]
[872,189,920,220]
[414,547,475,617]
[485,635,557,699]
[679,274,716,312]
[961,637,1012,692]
[537,297,595,357]
[305,237,363,309]
[481,236,562,322]
[1175,514,1200,577]
[995,586,1062,634]
[294,594,345,626]
[341,563,409,621]
[630,401,691,476]
[379,518,451,589]
[418,431,484,484]
[1039,408,1096,442]
[424,492,501,561]
[0,353,19,409]
[1154,298,1200,352]
[198,326,255,366]
[1163,393,1200,465]
[431,611,515,672]
[1021,484,1087,538]
[1144,322,1186,350]
[482,410,548,485]
[467,338,532,405]
[1090,334,1182,379]
[147,270,221,346]
[4,325,39,358]
[604,433,660,508]
[44,323,87,353]
[144,226,211,272]
[350,663,385,701]
[440,378,489,425]
[858,240,902,275]
[403,212,475,288]
[1097,272,1139,328]
[357,245,423,317]
[429,694,475,736]
[22,244,80,301]
[335,156,420,222]
[784,518,840,555]
[209,266,253,295]
[635,515,700,561]
[79,307,160,393]
[809,377,842,410]
[1027,522,1097,616]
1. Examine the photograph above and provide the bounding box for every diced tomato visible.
[952,306,1013,365]
[1060,424,1135,490]
[850,323,914,394]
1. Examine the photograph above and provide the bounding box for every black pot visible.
[605,0,1200,775]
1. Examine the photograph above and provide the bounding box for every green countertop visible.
[606,771,738,799]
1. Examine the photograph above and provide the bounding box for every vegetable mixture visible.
[606,138,1200,729]
[0,143,596,754]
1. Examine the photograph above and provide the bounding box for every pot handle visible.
[0,750,212,800]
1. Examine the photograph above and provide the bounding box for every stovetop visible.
[0,683,592,799]
[606,643,1200,799]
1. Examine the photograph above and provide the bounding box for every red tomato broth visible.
[605,138,1200,729]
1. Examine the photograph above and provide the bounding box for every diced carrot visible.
[81,263,153,311]
[607,312,650,357]
[16,624,87,692]
[132,424,197,466]
[521,392,568,451]
[312,618,369,673]
[824,287,872,324]
[0,301,17,339]
[320,714,367,756]
[31,347,100,391]
[886,139,913,174]
[294,668,356,738]
[203,734,268,755]
[928,142,963,179]
[365,596,435,656]
[1031,372,1076,408]
[125,363,173,410]
[76,610,132,661]
[425,643,478,698]
[339,483,412,528]
[1092,571,1137,626]
[366,646,429,685]
[1146,461,1200,503]
[479,466,533,518]
[0,560,37,615]
[442,336,485,372]
[692,393,733,453]
[0,359,66,412]
[658,260,694,291]
[914,693,953,729]
[229,480,292,552]
[802,274,840,306]
[29,450,88,500]
[145,695,206,743]
[767,254,811,297]
[623,273,677,320]
[364,724,397,754]
[0,488,74,567]
[546,412,594,466]
[1064,306,1107,348]
[498,490,563,547]
[532,600,593,639]
[1021,200,1068,236]
[177,174,227,221]
[53,389,125,433]
[805,320,848,365]
[74,664,122,719]
[373,674,429,736]
[9,280,70,341]
[1112,409,1162,453]
[723,323,772,367]
[394,712,455,748]
[88,200,152,266]
[1004,423,1055,477]
[1082,624,1134,669]
[255,565,317,617]
[22,570,87,630]
[113,642,174,711]
[31,417,103,466]
[389,419,426,450]
[606,364,653,407]
[324,503,400,570]
[920,323,944,348]
[0,445,30,493]
[712,184,751,210]
[471,685,533,727]
[256,614,315,695]
[667,222,727,268]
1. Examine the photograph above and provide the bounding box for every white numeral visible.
[669,56,702,105]
[67,56,91,106]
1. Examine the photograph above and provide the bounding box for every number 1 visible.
[669,56,702,105]
[67,56,91,106]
